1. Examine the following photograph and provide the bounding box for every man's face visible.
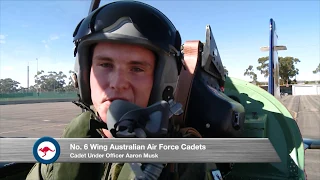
[90,42,155,123]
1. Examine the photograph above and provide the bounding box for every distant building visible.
[292,84,320,95]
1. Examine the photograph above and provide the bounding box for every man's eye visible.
[99,63,113,68]
[131,67,144,72]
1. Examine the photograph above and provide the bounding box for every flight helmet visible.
[72,0,183,107]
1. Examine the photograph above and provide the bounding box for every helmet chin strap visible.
[72,97,109,131]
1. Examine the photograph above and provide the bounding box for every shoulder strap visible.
[173,40,201,127]
[169,40,203,180]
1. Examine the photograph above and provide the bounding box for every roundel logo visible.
[33,136,60,164]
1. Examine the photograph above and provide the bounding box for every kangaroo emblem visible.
[39,146,55,157]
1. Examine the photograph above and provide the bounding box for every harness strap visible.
[173,40,201,127]
[169,40,202,179]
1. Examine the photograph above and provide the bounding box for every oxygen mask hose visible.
[106,99,183,179]
[134,163,165,180]
[106,99,183,138]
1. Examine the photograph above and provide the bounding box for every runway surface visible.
[0,96,319,179]
[0,102,82,138]
[281,95,320,180]
[281,95,320,139]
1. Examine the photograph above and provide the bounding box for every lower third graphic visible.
[33,136,60,164]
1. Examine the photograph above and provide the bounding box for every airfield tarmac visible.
[280,95,320,180]
[0,102,82,138]
[0,95,319,179]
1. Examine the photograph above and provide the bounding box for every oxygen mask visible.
[106,99,183,138]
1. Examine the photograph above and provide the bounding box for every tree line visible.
[1,57,319,93]
[241,56,319,85]
[0,70,77,94]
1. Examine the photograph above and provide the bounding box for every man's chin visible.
[98,102,111,121]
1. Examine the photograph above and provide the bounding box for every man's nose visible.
[109,70,129,90]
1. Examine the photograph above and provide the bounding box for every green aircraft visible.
[0,1,319,180]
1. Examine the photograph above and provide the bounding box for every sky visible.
[0,0,319,88]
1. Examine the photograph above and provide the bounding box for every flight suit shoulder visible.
[26,111,106,180]
[62,111,99,138]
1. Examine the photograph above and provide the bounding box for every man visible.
[25,1,209,179]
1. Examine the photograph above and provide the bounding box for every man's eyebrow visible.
[93,55,152,68]
[128,61,152,68]
[93,55,113,62]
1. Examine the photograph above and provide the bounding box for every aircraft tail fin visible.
[260,18,287,99]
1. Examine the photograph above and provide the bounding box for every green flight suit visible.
[25,110,219,180]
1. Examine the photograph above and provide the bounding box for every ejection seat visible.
[184,74,246,138]
[174,25,246,138]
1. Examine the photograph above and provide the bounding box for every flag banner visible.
[0,137,280,164]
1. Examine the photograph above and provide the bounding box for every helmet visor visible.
[73,1,179,53]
